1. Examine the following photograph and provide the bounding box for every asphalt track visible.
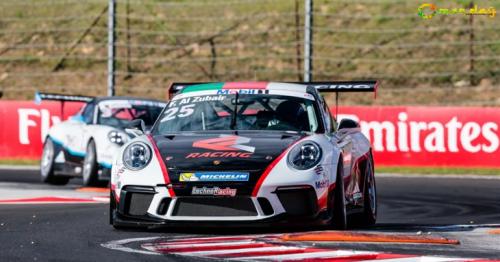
[1,168,499,261]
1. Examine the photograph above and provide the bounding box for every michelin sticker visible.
[179,172,249,182]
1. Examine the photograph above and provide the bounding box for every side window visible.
[323,100,336,133]
[81,103,95,124]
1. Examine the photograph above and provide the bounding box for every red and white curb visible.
[102,235,496,261]
[0,196,110,204]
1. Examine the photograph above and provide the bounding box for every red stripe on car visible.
[223,81,268,89]
[147,135,176,197]
[252,137,307,197]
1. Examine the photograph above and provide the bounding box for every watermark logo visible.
[418,3,497,19]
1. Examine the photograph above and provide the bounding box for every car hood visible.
[150,131,305,196]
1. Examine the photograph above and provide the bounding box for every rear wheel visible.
[329,159,347,230]
[82,140,106,187]
[360,155,377,226]
[40,138,69,185]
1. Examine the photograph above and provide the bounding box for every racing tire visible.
[330,159,347,230]
[359,154,377,227]
[109,191,124,229]
[40,138,69,185]
[82,140,107,187]
[109,191,146,230]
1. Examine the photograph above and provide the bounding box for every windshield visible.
[97,100,165,128]
[154,94,320,134]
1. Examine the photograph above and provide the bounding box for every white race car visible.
[39,93,166,186]
[110,81,378,229]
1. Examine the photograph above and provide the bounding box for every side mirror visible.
[125,119,145,138]
[338,118,360,130]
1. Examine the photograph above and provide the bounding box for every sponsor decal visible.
[179,172,249,182]
[191,186,237,197]
[315,179,329,189]
[216,89,269,95]
[185,151,252,159]
[353,192,363,201]
[310,84,372,90]
[313,165,325,176]
[112,165,125,180]
[192,135,255,153]
[169,95,226,108]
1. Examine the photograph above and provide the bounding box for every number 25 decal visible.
[161,104,195,122]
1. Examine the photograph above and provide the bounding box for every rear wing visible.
[300,81,378,94]
[166,81,378,100]
[34,91,94,104]
[34,91,94,119]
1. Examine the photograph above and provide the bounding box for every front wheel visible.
[109,191,123,229]
[329,159,347,230]
[82,140,106,187]
[40,138,69,185]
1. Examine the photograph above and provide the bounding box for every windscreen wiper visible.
[230,92,238,130]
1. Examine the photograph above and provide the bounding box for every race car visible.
[110,81,377,229]
[39,93,167,186]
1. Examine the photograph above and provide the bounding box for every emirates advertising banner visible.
[0,101,499,168]
[339,106,500,168]
[0,101,83,159]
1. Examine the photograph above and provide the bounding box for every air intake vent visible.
[257,197,274,215]
[157,198,171,215]
[172,197,257,217]
[276,186,317,216]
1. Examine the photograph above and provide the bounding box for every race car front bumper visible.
[113,184,327,227]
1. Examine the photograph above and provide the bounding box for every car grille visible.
[172,197,257,217]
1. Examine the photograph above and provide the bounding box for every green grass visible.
[0,0,498,102]
[376,166,500,176]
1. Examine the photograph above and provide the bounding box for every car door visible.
[322,99,356,205]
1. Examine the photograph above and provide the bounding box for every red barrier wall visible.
[0,101,499,168]
[0,101,83,159]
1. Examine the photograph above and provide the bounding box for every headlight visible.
[287,141,322,170]
[122,142,152,170]
[108,131,126,145]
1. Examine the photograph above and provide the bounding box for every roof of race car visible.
[174,82,316,101]
[180,82,308,94]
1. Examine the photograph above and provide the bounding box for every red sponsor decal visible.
[185,152,253,159]
[222,81,268,89]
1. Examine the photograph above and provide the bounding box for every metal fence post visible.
[107,0,116,96]
[303,0,313,82]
